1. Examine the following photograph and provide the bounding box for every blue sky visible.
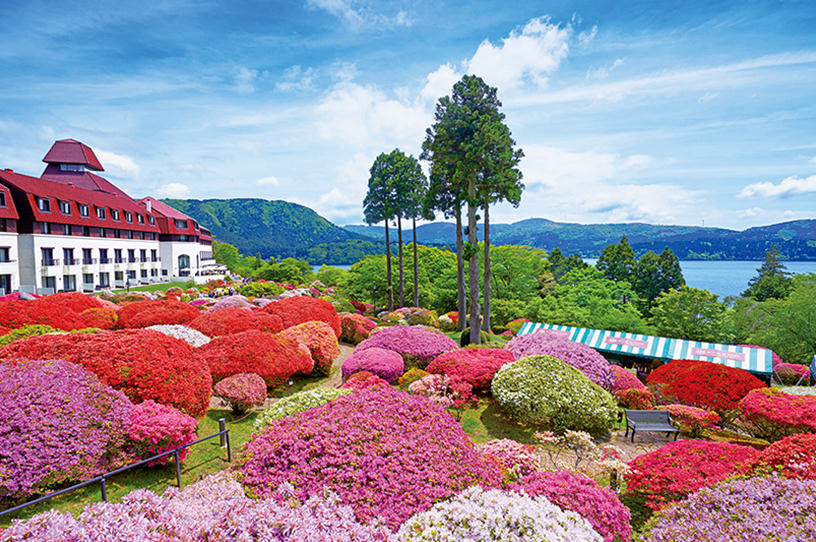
[0,0,814,229]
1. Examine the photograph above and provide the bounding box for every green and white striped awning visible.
[518,321,773,375]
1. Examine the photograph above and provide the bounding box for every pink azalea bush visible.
[0,359,132,499]
[355,325,458,369]
[341,371,391,390]
[426,348,515,390]
[127,400,198,466]
[237,387,502,529]
[213,373,267,413]
[207,295,252,311]
[611,365,644,392]
[739,387,816,440]
[739,433,816,480]
[407,374,474,409]
[479,439,539,479]
[663,404,720,437]
[342,347,405,383]
[513,470,632,542]
[774,362,811,385]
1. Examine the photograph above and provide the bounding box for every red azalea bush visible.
[341,347,404,383]
[614,388,655,410]
[739,433,816,480]
[646,359,766,413]
[611,365,645,392]
[0,330,212,417]
[80,307,119,330]
[0,299,85,330]
[44,292,104,313]
[514,470,632,542]
[625,439,758,509]
[340,313,377,344]
[350,300,375,315]
[213,373,267,413]
[279,321,339,376]
[188,307,284,337]
[127,400,198,466]
[664,404,720,437]
[426,348,515,390]
[262,296,341,337]
[739,387,816,440]
[775,362,811,385]
[340,371,391,390]
[0,325,9,336]
[117,299,201,328]
[197,329,314,387]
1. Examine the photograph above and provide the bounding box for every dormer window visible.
[148,215,155,225]
[174,219,187,229]
[78,204,89,217]
[96,206,105,219]
[0,191,7,208]
[59,200,71,215]
[137,214,145,224]
[59,164,85,172]
[125,211,133,223]
[111,209,120,221]
[37,197,51,212]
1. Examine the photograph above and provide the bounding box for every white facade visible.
[0,231,19,295]
[160,241,203,280]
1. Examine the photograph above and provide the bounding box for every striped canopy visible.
[518,321,773,375]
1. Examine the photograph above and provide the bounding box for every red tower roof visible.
[42,139,104,171]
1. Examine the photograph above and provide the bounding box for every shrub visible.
[611,365,644,392]
[739,387,816,440]
[775,362,811,385]
[146,324,212,347]
[238,281,285,298]
[395,486,603,542]
[341,371,391,390]
[0,359,132,499]
[341,347,404,383]
[479,439,539,479]
[640,475,816,542]
[398,368,430,387]
[253,387,352,432]
[127,400,198,465]
[0,330,212,417]
[739,433,816,480]
[214,373,267,413]
[426,348,514,390]
[505,318,529,335]
[624,440,758,509]
[262,296,341,337]
[43,292,104,313]
[492,355,617,436]
[0,324,59,347]
[438,313,456,331]
[207,294,252,311]
[777,385,816,396]
[506,331,613,390]
[198,329,314,387]
[513,470,632,542]
[646,359,765,413]
[614,388,655,410]
[0,299,85,330]
[238,388,502,528]
[279,320,339,376]
[663,404,720,437]
[355,325,458,369]
[79,307,119,329]
[117,299,201,328]
[407,374,474,409]
[340,313,377,344]
[188,307,284,337]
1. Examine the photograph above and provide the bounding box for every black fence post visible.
[100,477,107,502]
[174,451,182,488]
[219,418,226,447]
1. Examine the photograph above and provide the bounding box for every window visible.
[37,197,51,212]
[125,212,133,223]
[59,200,71,215]
[174,219,187,229]
[99,249,109,264]
[63,275,76,292]
[79,204,89,217]
[0,191,6,207]
[150,268,158,277]
[140,249,147,261]
[139,231,145,240]
[178,235,189,242]
[127,230,133,239]
[99,272,110,287]
[114,249,123,263]
[82,248,93,265]
[0,247,10,262]
[100,228,107,237]
[114,229,121,239]
[41,247,55,266]
[137,214,144,224]
[193,221,199,230]
[148,215,155,225]
[140,269,147,278]
[115,271,123,281]
[111,209,120,221]
[178,254,190,269]
[96,207,105,219]
[83,273,94,286]
[82,226,90,237]
[63,248,75,265]
[151,249,157,262]
[127,270,136,280]
[62,224,71,235]
[59,164,84,172]
[40,222,51,234]
[128,249,136,262]
[42,276,56,292]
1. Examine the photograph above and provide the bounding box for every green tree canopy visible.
[596,236,636,284]
[650,286,730,342]
[742,244,793,301]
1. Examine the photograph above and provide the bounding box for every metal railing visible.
[0,419,231,519]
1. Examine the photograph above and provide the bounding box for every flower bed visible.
[127,400,198,465]
[739,387,816,440]
[355,325,458,369]
[80,307,119,330]
[513,470,632,542]
[0,299,85,330]
[117,299,201,328]
[614,388,655,410]
[262,296,341,337]
[426,348,514,390]
[238,387,502,528]
[45,292,104,313]
[340,313,377,344]
[341,347,404,383]
[479,439,539,479]
[188,306,284,337]
[663,404,720,437]
[611,365,644,392]
[739,433,816,480]
[147,324,212,347]
[214,373,267,413]
[207,294,252,311]
[279,320,339,376]
[253,387,351,433]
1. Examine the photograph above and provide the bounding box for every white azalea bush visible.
[396,486,603,542]
[492,355,617,436]
[147,324,211,347]
[253,387,352,432]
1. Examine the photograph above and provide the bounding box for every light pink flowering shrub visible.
[342,347,405,383]
[611,365,645,392]
[127,400,198,465]
[408,374,475,409]
[213,373,267,413]
[355,325,458,368]
[479,439,539,479]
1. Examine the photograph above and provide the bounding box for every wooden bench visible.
[624,409,679,442]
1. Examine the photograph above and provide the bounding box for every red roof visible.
[0,178,20,220]
[42,139,104,171]
[41,166,131,198]
[139,197,198,236]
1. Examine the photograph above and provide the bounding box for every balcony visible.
[63,258,80,267]
[41,258,60,267]
[0,258,17,265]
[100,258,111,264]
[81,283,95,292]
[178,268,191,277]
[83,258,97,265]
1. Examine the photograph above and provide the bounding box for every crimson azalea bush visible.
[237,387,502,529]
[355,325,458,369]
[614,388,655,410]
[79,307,119,330]
[128,400,198,465]
[44,292,104,313]
[663,404,720,437]
[0,359,132,499]
[197,329,313,387]
[188,306,284,337]
[279,320,339,376]
[0,325,8,336]
[341,371,391,390]
[0,329,212,418]
[214,373,267,413]
[738,387,816,440]
[340,313,377,344]
[624,439,758,510]
[0,299,85,330]
[479,439,539,480]
[262,296,341,337]
[341,347,404,383]
[513,470,632,542]
[611,365,644,392]
[117,299,201,328]
[426,348,514,391]
[738,433,816,480]
[646,359,765,413]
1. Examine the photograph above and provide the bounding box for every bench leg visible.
[673,432,679,441]
[631,430,635,443]
[624,426,628,438]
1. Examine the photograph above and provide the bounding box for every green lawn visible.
[109,281,196,294]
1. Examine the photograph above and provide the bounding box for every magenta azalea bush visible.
[355,325,458,369]
[513,470,632,542]
[213,373,267,413]
[611,365,644,392]
[479,439,539,479]
[0,359,132,499]
[207,295,252,311]
[127,400,198,465]
[238,387,502,528]
[341,347,405,383]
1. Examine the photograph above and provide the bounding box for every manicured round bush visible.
[614,388,655,410]
[239,281,286,298]
[395,486,603,542]
[505,318,529,335]
[238,387,502,528]
[117,299,201,328]
[147,324,212,347]
[646,359,765,412]
[398,368,430,386]
[188,306,284,337]
[0,359,132,499]
[0,324,59,347]
[426,348,514,390]
[479,439,539,479]
[0,299,85,330]
[505,328,570,358]
[663,404,720,437]
[253,387,351,433]
[739,387,816,440]
[775,362,811,385]
[513,470,632,542]
[44,291,104,313]
[128,400,198,465]
[341,371,391,390]
[340,313,377,344]
[279,320,339,375]
[262,296,341,337]
[341,347,404,383]
[739,433,816,480]
[207,294,252,311]
[198,329,313,387]
[79,307,119,329]
[355,325,458,369]
[625,439,758,509]
[640,475,816,542]
[214,373,267,413]
[611,365,644,392]
[492,355,617,436]
[407,373,475,409]
[0,329,213,418]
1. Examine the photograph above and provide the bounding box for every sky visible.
[0,0,814,230]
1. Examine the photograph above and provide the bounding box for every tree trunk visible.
[482,198,491,332]
[412,217,419,307]
[397,215,405,307]
[385,220,393,311]
[467,180,481,345]
[455,206,466,331]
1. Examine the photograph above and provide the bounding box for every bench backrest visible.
[625,409,671,424]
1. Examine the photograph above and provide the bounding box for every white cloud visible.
[276,65,316,92]
[95,149,140,177]
[739,207,763,217]
[306,0,411,29]
[421,63,461,102]
[256,176,279,186]
[233,66,258,93]
[156,182,190,198]
[577,25,597,46]
[586,58,624,80]
[698,91,719,103]
[809,156,816,165]
[738,174,816,198]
